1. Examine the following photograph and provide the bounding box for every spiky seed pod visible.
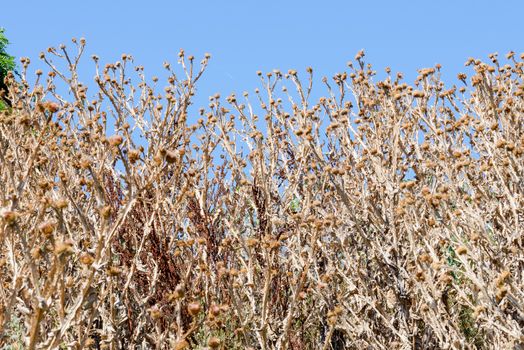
[165,150,177,164]
[149,305,162,320]
[80,253,94,266]
[496,286,508,302]
[355,50,365,60]
[174,339,189,350]
[44,102,60,113]
[1,210,19,225]
[472,305,485,319]
[55,240,74,256]
[31,247,42,260]
[418,253,432,264]
[495,270,510,287]
[99,206,111,219]
[108,135,123,147]
[38,221,56,237]
[128,149,140,163]
[187,302,201,316]
[153,152,164,166]
[53,198,68,209]
[208,337,221,349]
[456,246,468,255]
[107,266,121,276]
[210,304,220,317]
[415,269,425,281]
[173,284,185,299]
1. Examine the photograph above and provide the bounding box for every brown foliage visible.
[1,41,524,349]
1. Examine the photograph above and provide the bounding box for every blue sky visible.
[2,0,523,110]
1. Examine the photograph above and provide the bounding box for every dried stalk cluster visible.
[1,40,524,349]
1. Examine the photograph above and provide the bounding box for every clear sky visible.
[2,0,523,109]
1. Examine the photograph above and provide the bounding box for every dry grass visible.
[1,40,524,349]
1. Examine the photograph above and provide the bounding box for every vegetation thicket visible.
[1,38,524,349]
[0,28,16,110]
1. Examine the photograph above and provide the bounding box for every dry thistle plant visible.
[0,39,524,349]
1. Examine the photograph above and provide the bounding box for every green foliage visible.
[290,196,301,213]
[0,28,15,110]
[1,316,25,350]
[458,305,484,348]
[0,28,15,76]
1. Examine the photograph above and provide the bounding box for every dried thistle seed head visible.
[246,238,258,247]
[209,304,221,317]
[173,284,185,299]
[174,339,189,350]
[128,149,140,163]
[107,266,122,276]
[207,337,221,349]
[165,150,178,164]
[31,246,42,260]
[413,90,425,98]
[55,240,74,256]
[44,102,60,113]
[495,139,506,148]
[148,305,162,320]
[456,246,468,255]
[418,253,432,264]
[472,305,485,319]
[187,302,201,316]
[79,158,91,169]
[153,152,163,166]
[495,270,510,287]
[99,205,111,219]
[415,269,425,281]
[418,67,435,77]
[80,253,95,266]
[327,313,338,325]
[1,210,19,225]
[38,221,56,237]
[452,150,462,158]
[218,267,228,277]
[107,134,123,147]
[496,286,508,301]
